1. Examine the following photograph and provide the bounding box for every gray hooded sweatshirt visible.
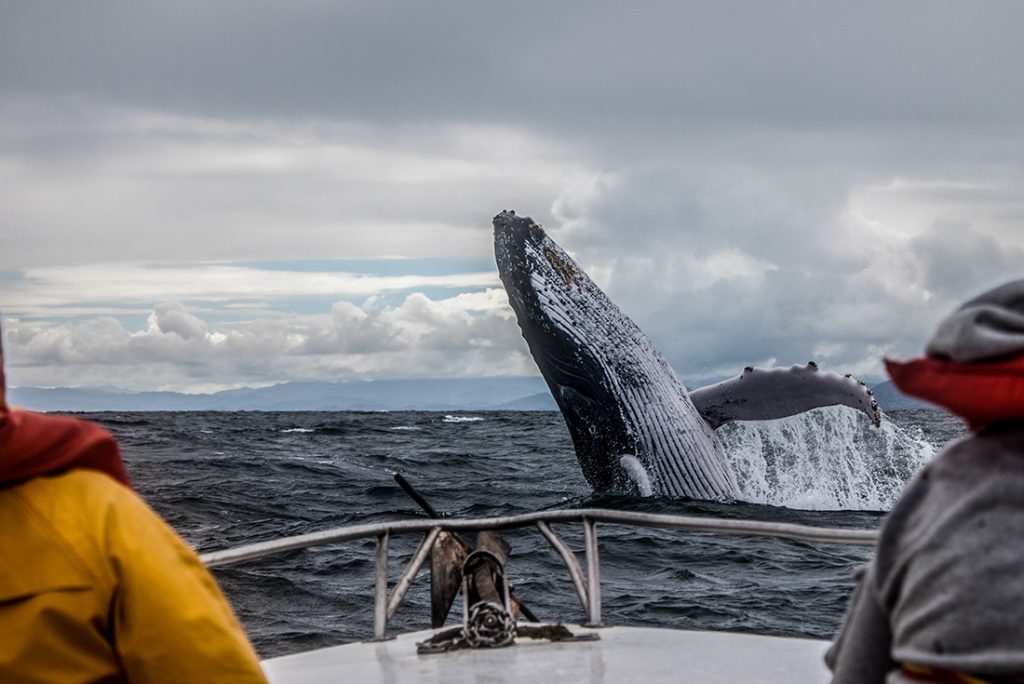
[826,421,1024,683]
[827,279,1024,683]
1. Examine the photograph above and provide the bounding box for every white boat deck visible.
[262,625,832,683]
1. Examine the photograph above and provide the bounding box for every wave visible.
[442,415,484,423]
[720,406,937,511]
[93,416,153,427]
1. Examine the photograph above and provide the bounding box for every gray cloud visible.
[911,217,1024,298]
[0,103,585,269]
[4,1,1024,136]
[153,302,208,341]
[544,160,1023,385]
[4,292,531,391]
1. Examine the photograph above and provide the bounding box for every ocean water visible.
[83,408,966,659]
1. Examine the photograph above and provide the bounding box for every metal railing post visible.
[387,527,441,621]
[583,517,601,626]
[535,520,590,618]
[373,531,390,640]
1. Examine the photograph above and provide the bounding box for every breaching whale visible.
[493,210,880,501]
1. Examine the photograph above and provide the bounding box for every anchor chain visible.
[463,601,515,648]
[417,601,514,653]
[416,611,598,655]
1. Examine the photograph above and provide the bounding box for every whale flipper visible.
[689,363,881,429]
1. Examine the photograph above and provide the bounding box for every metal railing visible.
[198,508,878,640]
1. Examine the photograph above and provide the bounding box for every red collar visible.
[885,354,1024,431]
[0,409,131,488]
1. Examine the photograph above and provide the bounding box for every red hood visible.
[0,409,131,488]
[885,354,1024,432]
[0,333,130,487]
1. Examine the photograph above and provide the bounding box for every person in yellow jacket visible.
[0,325,269,684]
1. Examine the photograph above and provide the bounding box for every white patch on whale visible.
[618,454,654,497]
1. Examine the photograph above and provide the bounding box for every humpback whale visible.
[493,210,880,501]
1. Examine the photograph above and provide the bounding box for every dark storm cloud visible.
[4,1,1024,138]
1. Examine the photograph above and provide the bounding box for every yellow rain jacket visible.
[0,469,269,684]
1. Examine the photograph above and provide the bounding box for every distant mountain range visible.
[866,380,934,411]
[7,377,558,412]
[8,377,932,413]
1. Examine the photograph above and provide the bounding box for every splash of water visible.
[718,407,937,511]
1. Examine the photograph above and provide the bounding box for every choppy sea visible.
[80,408,965,659]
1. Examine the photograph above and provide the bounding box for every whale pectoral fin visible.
[690,362,881,429]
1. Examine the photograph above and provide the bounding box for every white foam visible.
[719,406,937,511]
[280,428,315,433]
[442,415,484,423]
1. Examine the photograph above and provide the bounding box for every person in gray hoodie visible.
[826,279,1024,684]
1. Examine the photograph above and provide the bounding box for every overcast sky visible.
[2,1,1023,393]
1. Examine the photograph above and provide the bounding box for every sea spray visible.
[719,406,937,511]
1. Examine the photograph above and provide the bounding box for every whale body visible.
[493,210,880,500]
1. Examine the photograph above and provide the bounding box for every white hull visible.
[262,625,831,683]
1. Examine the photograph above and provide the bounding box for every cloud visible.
[4,2,1024,134]
[4,130,1024,391]
[911,217,1024,299]
[0,100,595,270]
[0,260,501,320]
[153,302,208,341]
[3,290,532,392]
[543,161,1024,385]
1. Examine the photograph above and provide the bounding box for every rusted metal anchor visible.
[392,473,595,654]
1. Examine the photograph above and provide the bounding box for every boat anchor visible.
[393,473,597,654]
